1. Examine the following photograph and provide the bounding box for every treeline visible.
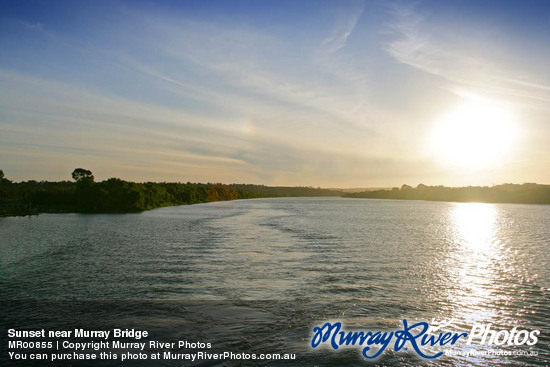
[344,183,550,204]
[231,184,342,198]
[0,169,341,216]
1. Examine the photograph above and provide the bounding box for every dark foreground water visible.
[1,197,549,366]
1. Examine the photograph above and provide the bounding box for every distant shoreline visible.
[2,170,550,217]
[344,183,550,205]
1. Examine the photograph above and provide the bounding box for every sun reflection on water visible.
[447,203,504,324]
[430,202,542,365]
[452,203,497,251]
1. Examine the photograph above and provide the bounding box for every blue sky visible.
[1,0,549,187]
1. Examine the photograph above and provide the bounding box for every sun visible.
[430,99,518,170]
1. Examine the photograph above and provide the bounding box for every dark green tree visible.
[72,168,98,212]
[72,168,94,182]
[0,169,12,185]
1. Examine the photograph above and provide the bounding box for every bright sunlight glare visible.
[430,100,518,171]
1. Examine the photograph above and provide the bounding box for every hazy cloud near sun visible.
[1,68,429,186]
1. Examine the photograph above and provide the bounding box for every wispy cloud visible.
[0,69,393,185]
[384,2,550,106]
[116,11,376,132]
[23,21,45,31]
[322,0,365,53]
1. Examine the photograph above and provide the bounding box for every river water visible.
[1,197,549,365]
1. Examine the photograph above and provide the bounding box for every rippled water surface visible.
[1,197,549,365]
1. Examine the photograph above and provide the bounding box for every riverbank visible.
[344,183,550,205]
[3,170,550,218]
[0,175,342,217]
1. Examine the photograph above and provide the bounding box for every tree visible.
[72,168,97,212]
[72,168,94,182]
[0,169,11,184]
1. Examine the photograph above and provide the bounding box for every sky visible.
[0,0,549,187]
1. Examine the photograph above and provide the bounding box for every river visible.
[1,197,549,365]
